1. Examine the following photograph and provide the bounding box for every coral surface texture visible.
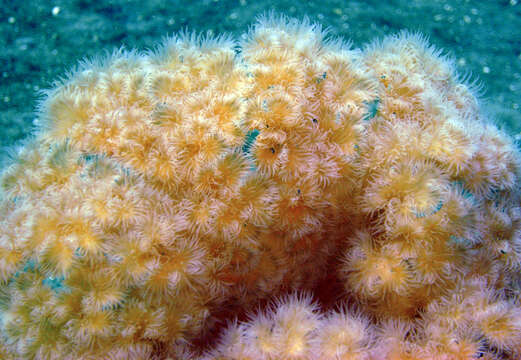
[1,16,520,360]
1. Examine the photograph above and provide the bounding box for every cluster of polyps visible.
[0,15,519,360]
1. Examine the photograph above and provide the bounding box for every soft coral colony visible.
[0,14,520,359]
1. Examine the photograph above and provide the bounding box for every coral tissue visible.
[1,15,520,360]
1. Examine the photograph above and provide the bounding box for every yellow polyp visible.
[78,231,102,254]
[47,91,92,141]
[44,239,75,275]
[286,335,305,356]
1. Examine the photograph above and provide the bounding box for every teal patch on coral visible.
[242,129,260,171]
[316,71,327,84]
[363,98,379,121]
[242,129,260,155]
[413,200,443,218]
[42,275,65,292]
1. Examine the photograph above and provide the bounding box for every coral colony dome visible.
[0,15,520,360]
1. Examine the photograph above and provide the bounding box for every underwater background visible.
[1,0,520,158]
